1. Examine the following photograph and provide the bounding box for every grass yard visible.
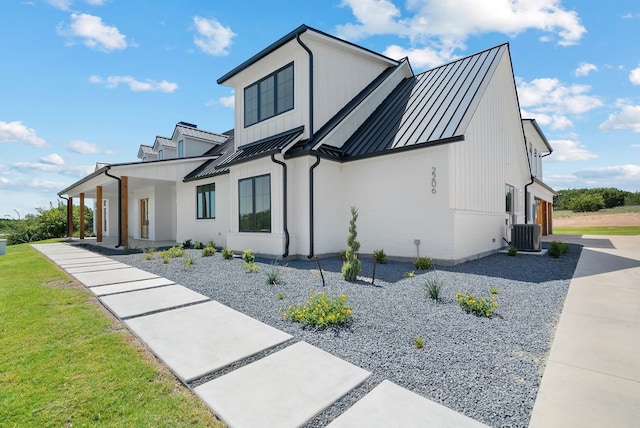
[553,226,640,235]
[0,241,224,427]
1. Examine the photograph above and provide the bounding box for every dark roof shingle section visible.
[339,44,506,159]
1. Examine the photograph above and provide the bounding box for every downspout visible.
[296,31,320,259]
[104,166,122,248]
[271,154,289,258]
[524,175,535,224]
[307,156,321,258]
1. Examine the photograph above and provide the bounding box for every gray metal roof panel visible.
[175,124,228,144]
[341,44,506,158]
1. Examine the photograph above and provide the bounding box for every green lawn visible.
[553,226,640,235]
[0,241,224,427]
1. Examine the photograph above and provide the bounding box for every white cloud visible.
[45,0,107,10]
[599,101,640,132]
[383,42,461,69]
[58,13,127,52]
[40,153,65,166]
[90,75,178,92]
[11,161,94,177]
[218,94,235,108]
[629,65,640,85]
[0,121,46,147]
[573,165,640,188]
[68,139,112,154]
[193,17,235,56]
[546,138,597,162]
[631,144,640,148]
[517,77,602,130]
[575,62,597,77]
[337,0,586,62]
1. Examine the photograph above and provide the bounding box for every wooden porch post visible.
[67,197,73,238]
[79,193,85,240]
[120,176,128,246]
[96,185,103,243]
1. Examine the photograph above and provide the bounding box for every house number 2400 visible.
[431,167,437,194]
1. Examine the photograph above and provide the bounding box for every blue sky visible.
[1,0,639,216]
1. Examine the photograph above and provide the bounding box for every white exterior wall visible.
[155,184,176,240]
[176,175,231,247]
[226,157,288,255]
[224,33,394,149]
[448,51,530,260]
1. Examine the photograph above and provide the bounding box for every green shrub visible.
[404,271,415,278]
[489,287,499,295]
[455,291,498,317]
[202,245,216,257]
[342,206,362,281]
[281,291,353,328]
[413,257,433,270]
[222,247,234,260]
[165,245,185,258]
[142,251,154,260]
[207,240,216,248]
[193,241,203,249]
[242,249,255,263]
[412,337,425,349]
[548,240,569,258]
[424,278,444,300]
[276,293,285,300]
[569,194,605,212]
[507,246,518,256]
[373,249,387,264]
[161,252,170,264]
[266,264,283,284]
[339,250,347,261]
[244,262,260,273]
[182,254,195,268]
[182,239,193,248]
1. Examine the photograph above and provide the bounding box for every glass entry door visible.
[140,198,149,239]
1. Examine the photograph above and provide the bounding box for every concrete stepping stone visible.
[89,277,175,296]
[125,300,292,382]
[57,258,119,268]
[327,380,489,428]
[194,341,371,428]
[71,267,159,287]
[99,284,208,318]
[64,262,130,274]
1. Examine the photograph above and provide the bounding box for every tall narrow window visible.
[158,149,164,160]
[505,184,515,214]
[244,63,294,127]
[197,183,216,219]
[239,175,271,232]
[178,140,184,158]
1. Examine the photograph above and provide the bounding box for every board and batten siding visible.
[310,145,453,260]
[448,48,530,260]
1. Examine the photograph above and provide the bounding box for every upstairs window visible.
[244,63,294,127]
[158,149,164,160]
[197,183,215,219]
[239,174,271,232]
[178,140,184,158]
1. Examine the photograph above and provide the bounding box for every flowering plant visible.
[455,291,498,317]
[281,290,352,328]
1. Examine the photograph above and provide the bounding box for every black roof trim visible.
[220,126,304,168]
[217,24,399,84]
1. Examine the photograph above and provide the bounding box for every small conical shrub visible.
[342,206,361,281]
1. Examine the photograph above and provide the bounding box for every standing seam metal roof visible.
[339,44,506,158]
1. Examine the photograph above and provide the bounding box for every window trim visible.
[196,183,216,220]
[238,174,271,233]
[505,183,515,214]
[244,63,294,127]
[178,140,184,158]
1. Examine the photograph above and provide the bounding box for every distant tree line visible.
[554,188,640,212]
[1,202,93,245]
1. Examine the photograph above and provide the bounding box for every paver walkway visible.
[33,242,488,427]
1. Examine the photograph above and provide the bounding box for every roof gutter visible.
[270,154,289,258]
[104,166,123,248]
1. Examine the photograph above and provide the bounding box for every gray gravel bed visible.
[106,243,581,428]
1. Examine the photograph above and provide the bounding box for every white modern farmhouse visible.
[59,24,555,264]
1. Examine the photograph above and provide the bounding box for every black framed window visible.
[505,184,515,213]
[197,183,215,219]
[244,63,294,127]
[239,174,271,232]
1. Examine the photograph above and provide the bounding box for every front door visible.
[140,198,149,239]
